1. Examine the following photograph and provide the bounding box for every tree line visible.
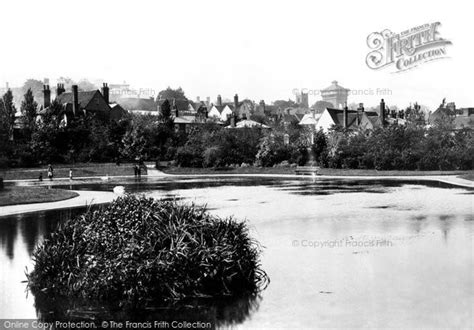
[0,88,472,171]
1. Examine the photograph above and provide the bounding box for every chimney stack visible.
[259,100,266,113]
[206,96,210,107]
[43,85,51,109]
[101,83,109,104]
[356,103,364,126]
[343,103,348,129]
[380,99,386,126]
[173,98,178,117]
[217,94,222,106]
[56,83,65,97]
[234,94,239,109]
[72,85,79,116]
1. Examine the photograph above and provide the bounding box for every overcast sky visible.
[0,0,472,109]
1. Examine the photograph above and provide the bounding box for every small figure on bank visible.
[47,164,54,181]
[69,168,73,180]
[134,164,139,177]
[137,164,142,177]
[38,173,43,182]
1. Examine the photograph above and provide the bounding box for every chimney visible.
[217,95,222,106]
[101,83,109,104]
[234,94,239,109]
[259,100,266,113]
[72,85,79,116]
[380,99,386,126]
[56,83,65,97]
[343,103,348,129]
[206,96,210,107]
[43,85,51,108]
[173,98,178,117]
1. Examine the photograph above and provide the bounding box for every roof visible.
[366,115,382,127]
[430,107,456,122]
[326,108,358,128]
[56,90,99,109]
[117,97,156,111]
[299,113,321,125]
[226,119,270,129]
[211,105,229,114]
[157,98,190,111]
[454,116,474,130]
[322,80,349,92]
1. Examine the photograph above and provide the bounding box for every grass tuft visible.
[27,195,269,306]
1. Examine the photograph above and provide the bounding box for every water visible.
[0,177,472,328]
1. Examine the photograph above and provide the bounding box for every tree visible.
[77,79,97,92]
[20,88,38,134]
[273,99,298,109]
[311,100,333,113]
[159,99,171,118]
[22,79,44,103]
[157,87,188,101]
[1,90,17,140]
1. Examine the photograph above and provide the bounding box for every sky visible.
[0,0,472,109]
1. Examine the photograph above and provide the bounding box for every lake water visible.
[0,177,472,328]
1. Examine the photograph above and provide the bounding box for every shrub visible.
[27,196,269,306]
[176,145,203,167]
[202,146,222,168]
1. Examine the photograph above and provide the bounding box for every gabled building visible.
[429,99,474,130]
[313,101,386,132]
[38,83,120,125]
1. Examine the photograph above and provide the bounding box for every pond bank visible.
[0,190,115,217]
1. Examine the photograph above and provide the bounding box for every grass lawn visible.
[1,163,473,182]
[0,186,79,206]
[1,163,138,181]
[162,166,474,179]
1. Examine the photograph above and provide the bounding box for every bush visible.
[27,196,269,306]
[176,145,203,167]
[202,146,222,168]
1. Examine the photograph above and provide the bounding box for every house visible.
[429,99,474,130]
[208,94,233,121]
[313,100,386,132]
[109,103,128,121]
[299,111,321,127]
[38,83,120,124]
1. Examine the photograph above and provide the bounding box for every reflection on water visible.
[0,177,473,327]
[34,293,261,328]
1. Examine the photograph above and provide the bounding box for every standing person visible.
[134,164,138,177]
[47,164,54,181]
[69,168,73,180]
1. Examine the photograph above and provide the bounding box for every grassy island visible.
[27,195,269,307]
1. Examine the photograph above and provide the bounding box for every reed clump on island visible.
[27,195,269,306]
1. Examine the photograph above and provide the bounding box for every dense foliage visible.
[27,195,269,306]
[0,88,472,171]
[324,124,473,170]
